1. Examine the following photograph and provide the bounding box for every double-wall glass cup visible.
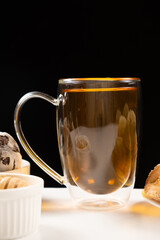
[14,78,141,210]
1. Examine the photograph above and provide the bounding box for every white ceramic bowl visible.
[5,159,30,174]
[0,173,44,240]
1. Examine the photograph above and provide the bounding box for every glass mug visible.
[14,78,141,210]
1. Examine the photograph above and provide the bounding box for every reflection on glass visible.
[112,104,137,188]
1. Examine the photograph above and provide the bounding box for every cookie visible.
[0,132,22,172]
[144,164,160,201]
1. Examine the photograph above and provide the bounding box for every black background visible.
[0,1,159,188]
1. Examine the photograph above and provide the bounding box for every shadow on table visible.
[128,201,160,217]
[42,198,76,212]
[42,194,160,216]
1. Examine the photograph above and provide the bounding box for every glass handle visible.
[14,91,65,185]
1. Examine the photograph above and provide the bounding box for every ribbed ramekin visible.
[0,173,44,240]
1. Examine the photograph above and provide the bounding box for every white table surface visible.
[22,188,160,240]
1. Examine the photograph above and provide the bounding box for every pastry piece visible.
[0,132,22,172]
[144,164,160,201]
[0,176,28,189]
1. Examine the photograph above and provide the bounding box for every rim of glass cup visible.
[59,77,141,84]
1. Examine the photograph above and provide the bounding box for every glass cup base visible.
[76,198,125,211]
[67,182,134,211]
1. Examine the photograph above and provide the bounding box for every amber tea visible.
[61,87,137,194]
